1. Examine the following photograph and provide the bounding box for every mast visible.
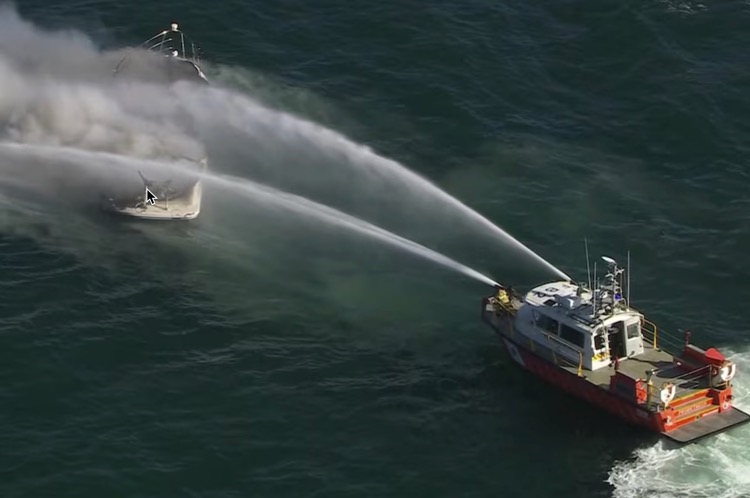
[593,261,597,316]
[627,250,631,308]
[585,237,591,290]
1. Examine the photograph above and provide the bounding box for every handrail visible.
[640,318,691,355]
[656,364,712,399]
[645,380,660,409]
[488,295,516,317]
[664,363,711,382]
[644,363,713,410]
[544,333,584,377]
[641,318,659,349]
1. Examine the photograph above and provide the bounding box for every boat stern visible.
[661,406,750,444]
[654,344,749,443]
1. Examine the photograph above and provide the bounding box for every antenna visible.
[593,261,597,316]
[627,250,631,308]
[137,170,150,186]
[584,237,591,290]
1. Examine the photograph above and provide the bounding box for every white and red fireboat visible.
[481,254,749,444]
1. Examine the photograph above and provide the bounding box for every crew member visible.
[495,285,510,306]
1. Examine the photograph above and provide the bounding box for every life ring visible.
[722,400,730,410]
[720,362,737,382]
[665,415,673,426]
[660,383,676,407]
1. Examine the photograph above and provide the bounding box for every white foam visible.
[608,348,750,498]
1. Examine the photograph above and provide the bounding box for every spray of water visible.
[0,142,500,288]
[0,4,569,282]
[175,84,573,282]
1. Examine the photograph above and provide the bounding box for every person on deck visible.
[495,285,510,306]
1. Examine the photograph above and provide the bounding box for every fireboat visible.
[481,253,749,444]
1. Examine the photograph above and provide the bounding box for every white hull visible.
[109,181,202,220]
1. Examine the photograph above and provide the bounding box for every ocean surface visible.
[1,1,750,497]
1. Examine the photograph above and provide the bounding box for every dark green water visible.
[2,1,750,497]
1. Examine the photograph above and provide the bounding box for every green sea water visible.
[1,1,750,497]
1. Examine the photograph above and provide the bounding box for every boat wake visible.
[608,348,750,498]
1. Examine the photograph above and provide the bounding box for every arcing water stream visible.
[0,4,570,284]
[0,142,500,288]
[173,84,574,282]
[3,10,750,498]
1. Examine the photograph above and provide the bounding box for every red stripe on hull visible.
[499,336,663,432]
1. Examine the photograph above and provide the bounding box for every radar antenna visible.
[600,256,625,311]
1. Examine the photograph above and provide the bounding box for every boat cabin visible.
[113,23,208,85]
[514,257,644,371]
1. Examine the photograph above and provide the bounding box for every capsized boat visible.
[102,23,208,221]
[481,253,749,444]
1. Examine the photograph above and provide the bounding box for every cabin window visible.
[626,323,640,339]
[535,313,559,335]
[559,324,585,348]
[594,334,605,350]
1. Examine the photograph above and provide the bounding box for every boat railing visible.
[141,24,202,66]
[114,23,204,79]
[492,297,515,316]
[644,363,713,410]
[662,362,711,389]
[484,295,520,322]
[640,319,658,348]
[640,318,685,354]
[674,364,712,397]
[544,333,584,377]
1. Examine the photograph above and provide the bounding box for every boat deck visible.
[496,296,709,394]
[563,343,681,386]
[485,294,708,397]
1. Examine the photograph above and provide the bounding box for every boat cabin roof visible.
[523,280,642,334]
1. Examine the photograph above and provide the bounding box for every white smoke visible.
[0,2,206,200]
[0,3,561,284]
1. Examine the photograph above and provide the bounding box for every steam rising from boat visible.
[0,6,204,164]
[0,3,566,282]
[0,142,500,287]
